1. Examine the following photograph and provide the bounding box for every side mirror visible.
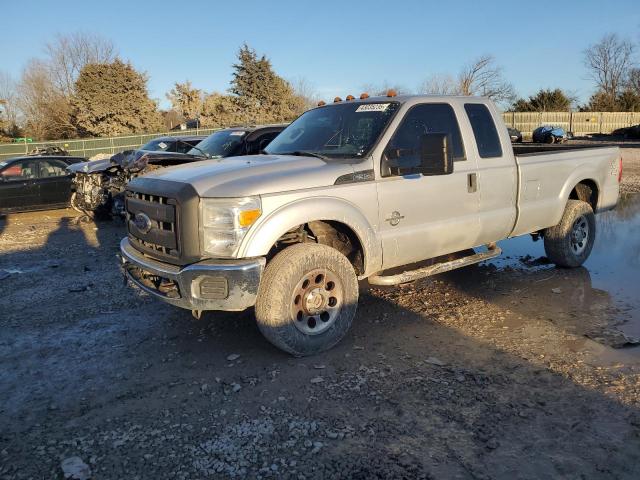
[418,133,453,176]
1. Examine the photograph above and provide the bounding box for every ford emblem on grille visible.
[134,212,152,234]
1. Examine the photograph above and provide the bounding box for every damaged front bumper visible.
[119,238,265,311]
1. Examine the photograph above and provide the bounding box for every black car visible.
[507,127,523,143]
[69,125,286,217]
[612,124,640,139]
[0,155,85,214]
[137,135,205,154]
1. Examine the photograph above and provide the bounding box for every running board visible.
[368,245,502,286]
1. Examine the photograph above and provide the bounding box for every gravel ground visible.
[563,139,640,194]
[620,148,640,194]
[1,161,639,478]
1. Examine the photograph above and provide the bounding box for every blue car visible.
[532,125,567,144]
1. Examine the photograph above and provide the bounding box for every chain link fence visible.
[1,112,639,161]
[0,127,220,161]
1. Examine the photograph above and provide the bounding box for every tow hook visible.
[192,309,203,320]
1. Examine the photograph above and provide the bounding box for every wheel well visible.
[268,221,365,275]
[569,180,598,211]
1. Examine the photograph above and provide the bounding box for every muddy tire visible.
[255,243,359,356]
[543,200,595,267]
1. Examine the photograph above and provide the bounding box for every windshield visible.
[265,102,400,159]
[140,139,172,152]
[188,130,246,158]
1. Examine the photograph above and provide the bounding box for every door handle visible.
[467,173,477,193]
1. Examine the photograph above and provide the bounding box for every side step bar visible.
[368,245,502,286]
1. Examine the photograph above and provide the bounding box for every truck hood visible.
[136,154,358,197]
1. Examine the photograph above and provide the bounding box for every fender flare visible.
[559,169,601,211]
[239,196,382,277]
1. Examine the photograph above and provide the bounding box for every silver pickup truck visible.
[120,93,621,356]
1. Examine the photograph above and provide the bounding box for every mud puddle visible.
[493,193,640,358]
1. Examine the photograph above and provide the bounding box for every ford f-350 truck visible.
[120,93,621,356]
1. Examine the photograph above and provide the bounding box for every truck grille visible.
[126,191,179,259]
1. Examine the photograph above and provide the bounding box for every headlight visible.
[200,197,262,257]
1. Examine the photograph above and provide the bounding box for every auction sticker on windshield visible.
[230,131,246,136]
[356,103,390,113]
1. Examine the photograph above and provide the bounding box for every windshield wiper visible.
[174,138,210,158]
[279,151,329,160]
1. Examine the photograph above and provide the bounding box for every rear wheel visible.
[255,243,359,356]
[543,200,595,267]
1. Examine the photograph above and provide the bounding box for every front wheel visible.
[543,200,595,267]
[255,243,359,356]
[70,192,83,213]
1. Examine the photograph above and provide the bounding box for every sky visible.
[1,0,639,108]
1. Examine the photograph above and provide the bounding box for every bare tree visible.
[584,34,634,108]
[0,70,19,130]
[290,76,318,110]
[457,55,516,104]
[17,60,75,139]
[420,73,460,95]
[45,32,118,98]
[629,68,640,95]
[359,82,412,97]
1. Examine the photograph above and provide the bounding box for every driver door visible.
[376,103,481,269]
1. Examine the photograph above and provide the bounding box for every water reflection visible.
[496,194,640,341]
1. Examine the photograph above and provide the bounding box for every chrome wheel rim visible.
[570,215,589,255]
[291,268,343,335]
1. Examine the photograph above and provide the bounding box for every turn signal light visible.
[238,209,261,228]
[333,97,342,103]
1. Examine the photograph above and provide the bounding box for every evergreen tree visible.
[229,44,305,124]
[511,88,573,112]
[166,81,202,119]
[73,60,163,136]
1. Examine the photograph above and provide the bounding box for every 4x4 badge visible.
[386,211,404,226]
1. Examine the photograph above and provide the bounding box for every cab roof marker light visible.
[345,95,355,101]
[333,97,342,103]
[360,93,369,99]
[317,100,326,106]
[386,89,397,98]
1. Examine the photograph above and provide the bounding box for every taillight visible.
[618,157,623,183]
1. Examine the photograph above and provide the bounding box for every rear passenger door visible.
[36,158,74,206]
[462,103,517,244]
[376,103,481,269]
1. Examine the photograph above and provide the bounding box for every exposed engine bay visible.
[69,150,194,217]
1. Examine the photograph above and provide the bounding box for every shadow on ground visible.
[0,208,639,478]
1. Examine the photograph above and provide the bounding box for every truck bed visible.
[510,145,620,237]
[512,143,611,156]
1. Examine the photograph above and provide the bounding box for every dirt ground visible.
[1,153,639,479]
